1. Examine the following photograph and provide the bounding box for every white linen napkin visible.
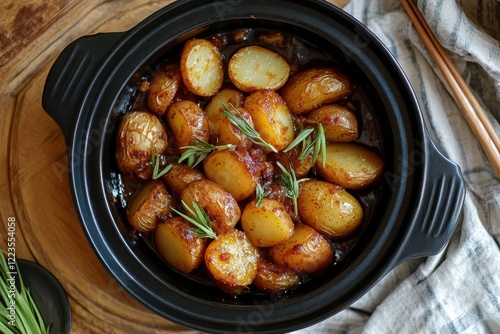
[295,0,500,333]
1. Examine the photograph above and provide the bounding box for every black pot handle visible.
[394,138,466,265]
[42,32,125,141]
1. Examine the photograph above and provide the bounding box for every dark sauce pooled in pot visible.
[110,28,385,297]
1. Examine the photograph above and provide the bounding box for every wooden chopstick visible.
[401,0,500,176]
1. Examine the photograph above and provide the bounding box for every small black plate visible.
[17,260,71,334]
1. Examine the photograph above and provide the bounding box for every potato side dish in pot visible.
[113,29,385,296]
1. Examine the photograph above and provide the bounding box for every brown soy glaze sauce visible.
[116,28,385,295]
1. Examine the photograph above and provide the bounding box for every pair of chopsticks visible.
[401,0,500,176]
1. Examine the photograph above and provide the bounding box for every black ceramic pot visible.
[42,0,465,333]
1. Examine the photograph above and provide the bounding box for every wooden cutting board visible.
[0,0,348,333]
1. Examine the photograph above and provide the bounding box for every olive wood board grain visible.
[0,0,348,333]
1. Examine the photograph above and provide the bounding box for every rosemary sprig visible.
[1,252,50,334]
[178,139,235,167]
[171,201,217,239]
[151,144,173,179]
[276,162,307,216]
[284,123,326,168]
[255,181,272,207]
[222,103,278,153]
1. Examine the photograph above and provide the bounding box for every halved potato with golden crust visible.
[180,179,240,235]
[253,250,300,293]
[147,61,182,116]
[307,104,358,142]
[269,223,333,274]
[116,111,168,179]
[205,229,259,295]
[180,39,224,97]
[127,180,175,233]
[166,100,209,153]
[244,90,294,151]
[161,162,206,195]
[155,216,209,274]
[241,198,294,247]
[203,148,260,201]
[210,105,254,149]
[205,88,245,129]
[228,45,290,92]
[281,67,353,114]
[315,143,384,189]
[297,179,363,238]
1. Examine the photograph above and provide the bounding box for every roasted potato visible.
[204,229,259,295]
[241,198,294,247]
[203,148,260,201]
[127,180,175,233]
[281,67,353,114]
[155,216,208,273]
[166,100,209,153]
[269,223,334,274]
[208,98,254,148]
[116,111,168,179]
[205,88,245,139]
[297,180,363,238]
[307,104,358,142]
[228,46,290,92]
[180,39,224,97]
[244,90,294,151]
[161,162,206,195]
[271,145,314,179]
[180,179,240,234]
[253,250,300,293]
[147,61,182,116]
[316,143,384,189]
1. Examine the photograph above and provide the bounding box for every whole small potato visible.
[180,39,224,97]
[307,104,358,142]
[127,180,175,233]
[116,111,168,179]
[253,250,300,293]
[147,61,182,116]
[155,216,208,274]
[161,162,206,195]
[244,90,294,151]
[180,179,240,234]
[203,148,260,201]
[166,100,209,153]
[241,198,294,247]
[281,67,353,114]
[205,88,245,129]
[210,105,254,149]
[316,143,384,189]
[205,229,259,295]
[297,180,363,238]
[228,45,290,92]
[269,223,333,274]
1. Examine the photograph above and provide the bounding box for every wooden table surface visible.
[0,0,348,333]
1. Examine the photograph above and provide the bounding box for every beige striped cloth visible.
[295,0,500,333]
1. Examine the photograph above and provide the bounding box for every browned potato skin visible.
[271,146,314,179]
[203,148,260,201]
[204,229,259,295]
[180,39,224,97]
[281,67,353,115]
[166,100,209,153]
[205,88,245,141]
[244,90,295,151]
[161,162,206,195]
[269,223,334,274]
[116,111,168,179]
[297,180,363,238]
[155,216,208,274]
[180,180,241,235]
[316,143,384,189]
[147,61,182,116]
[241,198,294,247]
[307,104,358,142]
[253,251,300,293]
[127,180,175,233]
